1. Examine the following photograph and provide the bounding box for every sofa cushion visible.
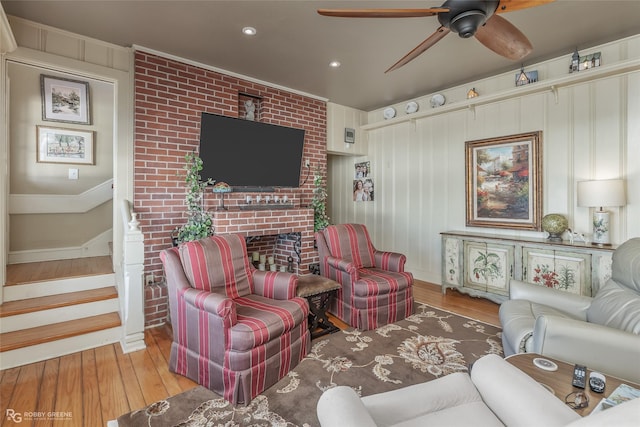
[179,235,253,297]
[610,237,640,293]
[587,279,640,334]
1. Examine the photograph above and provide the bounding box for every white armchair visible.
[499,238,640,383]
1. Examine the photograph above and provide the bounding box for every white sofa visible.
[499,238,640,383]
[316,354,640,427]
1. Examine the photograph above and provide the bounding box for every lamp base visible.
[592,210,610,245]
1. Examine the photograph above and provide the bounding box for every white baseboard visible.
[8,228,113,264]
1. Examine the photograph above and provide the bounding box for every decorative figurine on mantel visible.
[245,99,256,121]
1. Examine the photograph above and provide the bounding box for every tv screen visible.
[198,112,306,189]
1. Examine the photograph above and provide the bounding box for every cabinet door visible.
[463,241,514,296]
[522,248,591,296]
[443,237,461,287]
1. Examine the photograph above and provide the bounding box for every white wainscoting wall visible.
[328,35,640,286]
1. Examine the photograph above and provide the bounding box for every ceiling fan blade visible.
[475,15,532,60]
[495,0,555,14]
[385,26,451,73]
[317,8,448,18]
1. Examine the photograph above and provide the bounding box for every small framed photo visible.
[41,75,91,124]
[344,128,355,143]
[37,126,95,165]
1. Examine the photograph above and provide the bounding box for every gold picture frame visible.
[465,131,542,231]
[36,125,95,165]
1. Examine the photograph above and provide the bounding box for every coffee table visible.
[296,274,341,339]
[506,353,640,416]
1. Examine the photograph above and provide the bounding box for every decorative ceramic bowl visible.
[541,214,569,241]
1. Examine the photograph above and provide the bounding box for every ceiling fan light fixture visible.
[329,60,341,68]
[449,10,486,38]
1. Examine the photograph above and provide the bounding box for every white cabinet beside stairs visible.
[441,231,615,304]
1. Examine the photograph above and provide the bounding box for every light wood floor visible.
[0,279,499,426]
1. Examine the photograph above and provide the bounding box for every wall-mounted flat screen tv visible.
[198,112,306,190]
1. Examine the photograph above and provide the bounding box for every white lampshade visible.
[577,179,626,208]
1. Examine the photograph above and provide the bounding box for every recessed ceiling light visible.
[242,26,257,36]
[329,60,341,68]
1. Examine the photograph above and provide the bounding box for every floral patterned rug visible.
[116,303,502,427]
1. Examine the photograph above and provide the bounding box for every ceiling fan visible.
[318,0,555,72]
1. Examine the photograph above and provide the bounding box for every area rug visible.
[116,303,502,427]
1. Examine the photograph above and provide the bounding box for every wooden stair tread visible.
[0,312,121,352]
[5,256,113,286]
[0,286,118,318]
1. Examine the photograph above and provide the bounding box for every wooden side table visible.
[296,274,341,339]
[506,353,640,416]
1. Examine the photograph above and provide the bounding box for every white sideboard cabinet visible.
[441,231,615,303]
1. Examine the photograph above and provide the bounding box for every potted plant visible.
[173,151,214,245]
[311,166,330,232]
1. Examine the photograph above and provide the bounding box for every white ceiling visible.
[2,1,639,111]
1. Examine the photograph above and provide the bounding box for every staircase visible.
[0,256,122,370]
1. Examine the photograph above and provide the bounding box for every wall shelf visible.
[362,58,640,132]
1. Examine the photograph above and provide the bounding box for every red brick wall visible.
[134,51,327,327]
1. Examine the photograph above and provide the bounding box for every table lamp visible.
[577,179,626,245]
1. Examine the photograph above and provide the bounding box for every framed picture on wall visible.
[41,75,91,124]
[36,126,95,165]
[465,131,542,231]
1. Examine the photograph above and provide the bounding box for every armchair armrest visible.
[252,269,298,300]
[182,288,237,325]
[473,354,579,427]
[533,315,640,383]
[326,256,358,277]
[509,279,592,320]
[373,250,406,272]
[317,386,378,427]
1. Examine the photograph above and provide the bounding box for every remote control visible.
[572,364,587,389]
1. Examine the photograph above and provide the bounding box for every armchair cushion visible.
[355,268,413,297]
[323,223,376,268]
[179,235,253,297]
[230,295,308,351]
[587,279,640,334]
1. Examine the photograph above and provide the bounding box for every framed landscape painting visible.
[465,131,542,231]
[41,75,91,124]
[37,126,95,165]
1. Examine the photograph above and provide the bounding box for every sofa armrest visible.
[472,354,580,427]
[182,288,237,325]
[509,279,592,319]
[317,386,378,427]
[252,269,298,300]
[373,250,406,272]
[533,315,640,383]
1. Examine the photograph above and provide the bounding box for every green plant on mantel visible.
[311,166,330,232]
[175,151,214,244]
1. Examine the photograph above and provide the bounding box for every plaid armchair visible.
[160,234,310,404]
[316,224,414,330]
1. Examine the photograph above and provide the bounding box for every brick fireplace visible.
[133,50,327,327]
[212,207,315,275]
